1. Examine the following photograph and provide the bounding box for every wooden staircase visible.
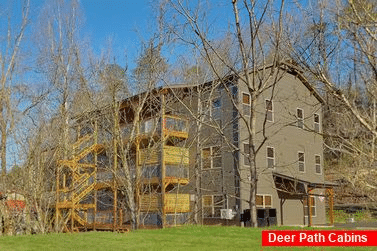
[56,133,103,229]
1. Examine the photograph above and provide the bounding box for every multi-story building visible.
[54,62,335,230]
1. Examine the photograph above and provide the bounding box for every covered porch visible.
[273,172,338,226]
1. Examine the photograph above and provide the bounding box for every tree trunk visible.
[249,94,258,228]
[194,89,202,224]
[0,106,6,180]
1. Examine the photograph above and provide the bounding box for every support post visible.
[94,121,98,231]
[327,188,334,225]
[135,136,140,228]
[161,93,166,228]
[308,189,312,227]
[280,197,285,226]
[56,164,60,232]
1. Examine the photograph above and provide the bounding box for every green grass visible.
[329,209,377,223]
[0,225,375,251]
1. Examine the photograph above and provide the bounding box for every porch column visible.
[308,189,313,227]
[327,188,334,225]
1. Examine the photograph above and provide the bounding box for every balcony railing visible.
[120,115,188,140]
[139,193,190,213]
[140,164,189,184]
[138,146,189,166]
[163,115,188,138]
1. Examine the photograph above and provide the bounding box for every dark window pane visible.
[243,104,250,116]
[299,162,305,172]
[316,164,321,174]
[256,195,263,206]
[232,86,238,99]
[314,114,319,123]
[244,144,250,165]
[214,196,223,205]
[265,195,272,207]
[243,93,250,104]
[298,152,304,162]
[266,100,272,111]
[267,158,274,169]
[212,146,221,155]
[214,208,221,218]
[315,155,321,164]
[213,156,222,168]
[203,207,212,217]
[267,147,274,158]
[212,98,221,108]
[266,100,273,121]
[297,109,303,118]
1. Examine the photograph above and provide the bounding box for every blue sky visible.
[22,0,158,69]
[80,0,155,67]
[3,0,159,168]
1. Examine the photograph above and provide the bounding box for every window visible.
[203,97,221,123]
[242,93,251,116]
[202,146,222,169]
[242,93,250,104]
[266,100,273,122]
[212,97,221,109]
[203,195,223,218]
[267,147,274,169]
[315,155,321,174]
[231,85,238,99]
[212,97,222,125]
[298,152,305,172]
[297,108,304,128]
[314,114,320,132]
[303,196,316,217]
[256,194,272,208]
[244,143,250,165]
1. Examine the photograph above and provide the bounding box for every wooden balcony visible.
[163,115,188,139]
[140,164,189,185]
[138,146,189,166]
[120,116,188,140]
[139,194,190,213]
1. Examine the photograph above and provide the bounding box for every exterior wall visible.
[236,70,325,226]
[163,70,326,226]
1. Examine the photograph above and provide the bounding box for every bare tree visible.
[162,0,287,227]
[0,0,29,183]
[287,0,377,199]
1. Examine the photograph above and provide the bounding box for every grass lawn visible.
[0,226,375,251]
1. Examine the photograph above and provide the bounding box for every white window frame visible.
[314,113,320,133]
[202,195,223,218]
[266,146,275,169]
[202,146,222,169]
[256,194,272,208]
[297,108,304,129]
[298,151,305,173]
[304,196,316,217]
[315,154,322,175]
[265,99,274,122]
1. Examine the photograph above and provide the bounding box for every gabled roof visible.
[72,61,324,121]
[160,61,325,105]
